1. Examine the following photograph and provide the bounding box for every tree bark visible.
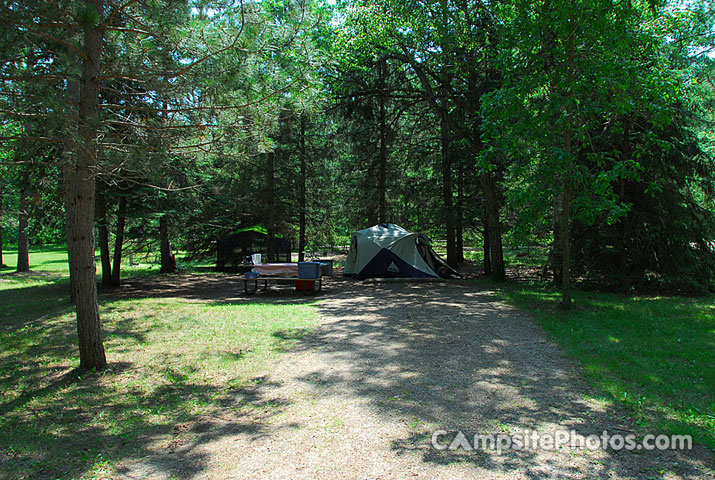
[62,166,77,304]
[62,58,81,304]
[298,115,307,262]
[441,85,457,268]
[66,161,106,370]
[267,151,276,263]
[64,0,107,370]
[560,34,575,308]
[456,159,464,263]
[378,59,388,223]
[561,178,573,307]
[0,175,4,267]
[159,214,175,274]
[479,174,505,281]
[96,185,112,286]
[550,192,563,284]
[483,216,492,275]
[16,171,30,272]
[110,195,126,287]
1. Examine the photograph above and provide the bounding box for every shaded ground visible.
[106,273,329,307]
[115,274,712,479]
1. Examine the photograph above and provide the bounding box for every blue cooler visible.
[317,259,334,276]
[298,262,320,279]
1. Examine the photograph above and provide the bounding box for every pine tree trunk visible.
[483,217,492,275]
[64,0,107,371]
[62,67,80,303]
[16,173,30,272]
[66,161,106,369]
[479,174,505,281]
[0,175,4,267]
[267,151,276,263]
[441,93,457,268]
[456,160,464,263]
[298,115,307,262]
[561,181,573,307]
[560,34,575,308]
[63,166,77,304]
[110,195,126,287]
[550,192,563,284]
[96,186,112,286]
[159,214,175,274]
[67,164,106,370]
[378,59,387,224]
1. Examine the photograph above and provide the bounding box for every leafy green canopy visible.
[482,0,715,291]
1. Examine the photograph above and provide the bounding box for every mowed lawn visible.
[0,247,319,479]
[490,283,715,450]
[2,245,71,272]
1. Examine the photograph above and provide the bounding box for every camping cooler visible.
[298,262,321,279]
[296,262,320,291]
[317,259,334,276]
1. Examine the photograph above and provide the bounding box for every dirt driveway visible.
[118,276,713,479]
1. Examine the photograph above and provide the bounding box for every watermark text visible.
[431,429,692,453]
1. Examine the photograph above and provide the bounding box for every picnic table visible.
[240,275,323,295]
[240,261,331,295]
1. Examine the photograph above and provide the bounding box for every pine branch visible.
[170,0,246,79]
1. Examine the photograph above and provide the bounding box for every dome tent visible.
[344,223,458,279]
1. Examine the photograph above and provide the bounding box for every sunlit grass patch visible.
[1,245,70,273]
[487,281,715,449]
[0,285,319,479]
[0,244,213,279]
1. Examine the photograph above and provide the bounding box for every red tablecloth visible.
[253,263,299,276]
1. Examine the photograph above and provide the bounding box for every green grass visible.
[1,244,212,277]
[487,281,715,449]
[1,245,71,272]
[464,245,549,271]
[0,247,319,479]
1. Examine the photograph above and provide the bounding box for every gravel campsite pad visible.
[118,277,713,479]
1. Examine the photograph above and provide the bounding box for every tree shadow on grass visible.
[0,276,300,480]
[0,275,71,327]
[1,366,290,479]
[283,279,713,479]
[272,327,315,341]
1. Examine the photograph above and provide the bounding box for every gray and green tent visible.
[344,223,458,279]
